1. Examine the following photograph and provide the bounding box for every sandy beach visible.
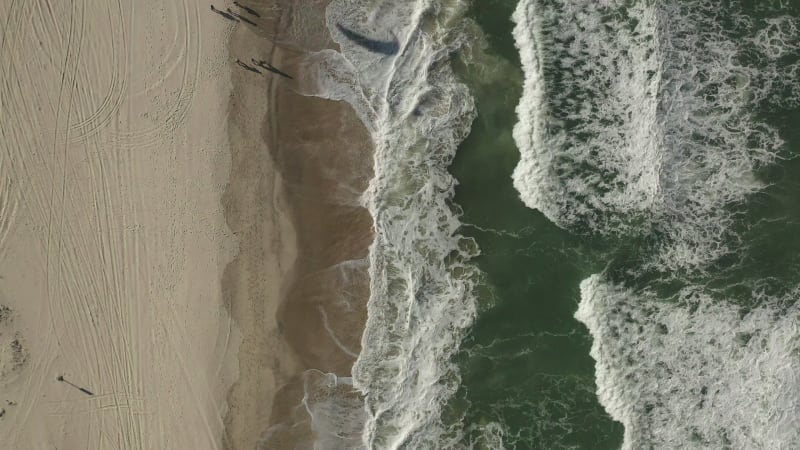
[0,0,247,446]
[0,0,279,448]
[0,0,373,447]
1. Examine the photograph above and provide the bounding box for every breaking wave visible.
[513,0,800,448]
[577,275,800,450]
[300,0,485,447]
[512,0,798,272]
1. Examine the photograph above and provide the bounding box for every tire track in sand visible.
[66,0,128,145]
[9,0,88,445]
[0,176,20,263]
[0,0,62,439]
[105,0,201,151]
[6,1,142,448]
[2,0,226,447]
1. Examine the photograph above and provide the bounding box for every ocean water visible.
[454,0,800,449]
[305,0,800,448]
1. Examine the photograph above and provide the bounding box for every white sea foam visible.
[298,0,481,447]
[577,275,800,450]
[513,1,800,448]
[258,370,367,449]
[512,0,798,271]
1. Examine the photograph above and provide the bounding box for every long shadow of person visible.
[236,59,262,74]
[210,5,239,22]
[252,58,294,80]
[227,8,258,26]
[233,1,261,17]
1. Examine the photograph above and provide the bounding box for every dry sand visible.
[0,0,299,448]
[0,0,373,447]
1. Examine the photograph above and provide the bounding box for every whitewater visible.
[290,0,490,447]
[513,0,800,448]
[261,0,800,447]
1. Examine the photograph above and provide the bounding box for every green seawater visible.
[445,0,800,448]
[448,1,623,448]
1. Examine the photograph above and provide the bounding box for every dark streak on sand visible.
[252,58,294,80]
[211,5,240,22]
[236,59,262,74]
[233,1,261,18]
[227,8,258,27]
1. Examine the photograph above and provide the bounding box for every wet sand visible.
[225,1,375,447]
[223,0,374,448]
[220,3,301,448]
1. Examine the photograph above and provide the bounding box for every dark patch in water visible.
[336,23,400,55]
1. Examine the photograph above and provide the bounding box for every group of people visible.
[210,3,294,80]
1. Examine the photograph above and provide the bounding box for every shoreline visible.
[261,1,376,445]
[222,1,374,447]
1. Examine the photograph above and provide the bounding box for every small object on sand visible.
[57,375,95,396]
[0,408,5,418]
[210,5,240,22]
[233,1,260,17]
[235,59,261,74]
[226,8,257,26]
